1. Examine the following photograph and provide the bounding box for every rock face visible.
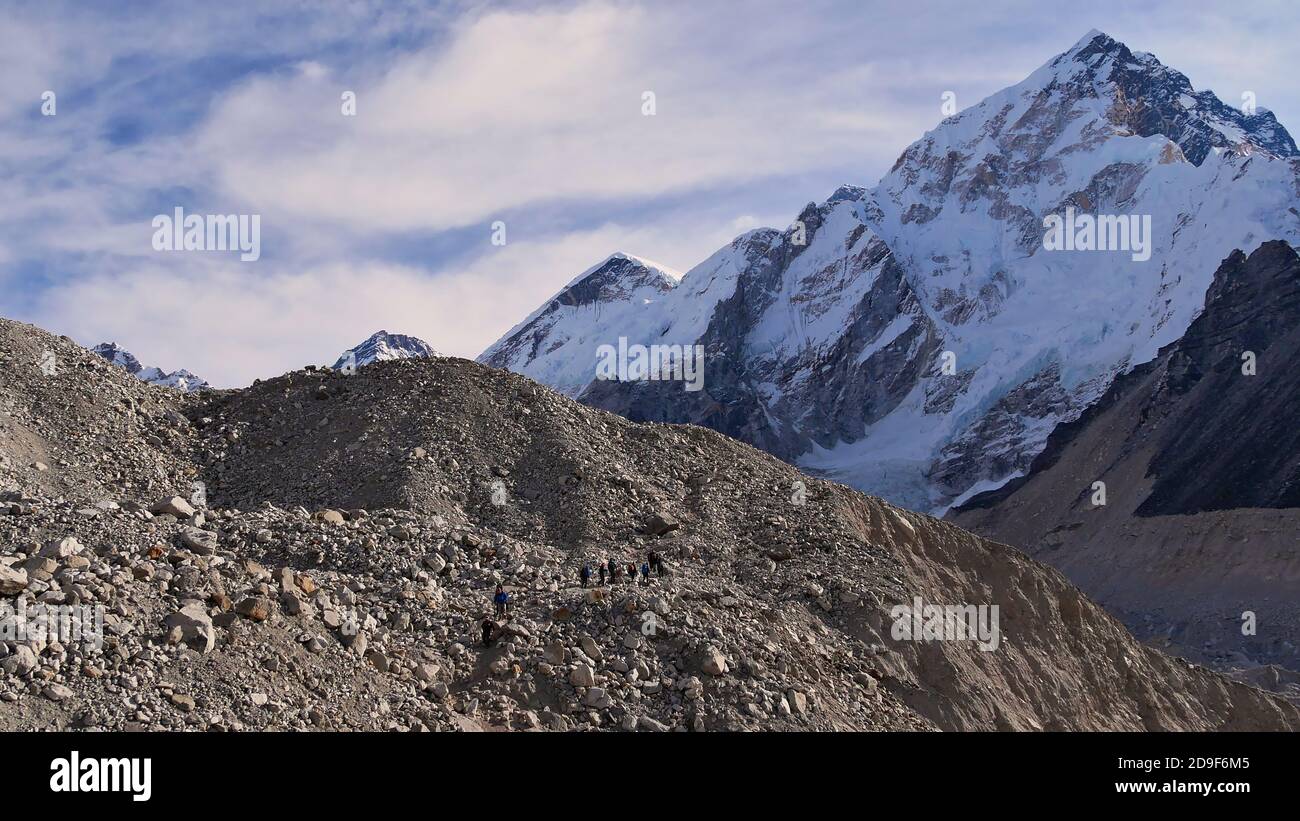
[1134,242,1300,514]
[952,242,1300,680]
[480,30,1300,515]
[2,316,1298,732]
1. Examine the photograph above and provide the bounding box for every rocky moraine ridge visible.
[1,318,1297,732]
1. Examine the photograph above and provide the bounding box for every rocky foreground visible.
[1,317,1297,731]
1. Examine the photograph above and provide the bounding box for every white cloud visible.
[192,2,894,234]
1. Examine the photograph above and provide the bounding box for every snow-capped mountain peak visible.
[536,252,683,317]
[148,368,206,391]
[92,342,209,392]
[483,31,1300,514]
[331,330,438,371]
[479,253,684,396]
[1039,29,1297,165]
[91,342,142,375]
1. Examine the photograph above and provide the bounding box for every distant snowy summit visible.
[331,330,438,371]
[92,342,209,392]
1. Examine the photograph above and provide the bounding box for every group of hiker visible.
[579,551,665,588]
[480,552,669,647]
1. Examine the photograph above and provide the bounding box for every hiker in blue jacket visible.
[580,563,592,588]
[493,585,509,618]
[640,562,650,584]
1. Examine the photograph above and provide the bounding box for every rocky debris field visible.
[1,317,1298,732]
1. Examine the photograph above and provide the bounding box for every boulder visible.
[702,646,729,676]
[787,689,808,716]
[40,537,84,559]
[422,553,447,574]
[235,597,271,621]
[569,663,596,688]
[151,496,195,518]
[0,560,28,595]
[644,512,680,536]
[580,636,603,662]
[164,601,216,653]
[638,715,670,732]
[543,642,566,664]
[316,509,346,525]
[0,645,37,676]
[42,684,74,702]
[179,527,217,555]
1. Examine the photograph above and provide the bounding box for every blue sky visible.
[2,0,1296,386]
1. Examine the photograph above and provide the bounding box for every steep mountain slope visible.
[330,330,438,371]
[480,31,1300,514]
[93,342,209,391]
[482,253,682,397]
[951,242,1300,677]
[4,315,1297,730]
[485,188,942,472]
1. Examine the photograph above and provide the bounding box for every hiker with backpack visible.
[493,585,509,618]
[640,561,650,584]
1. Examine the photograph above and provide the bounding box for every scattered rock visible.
[43,684,74,702]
